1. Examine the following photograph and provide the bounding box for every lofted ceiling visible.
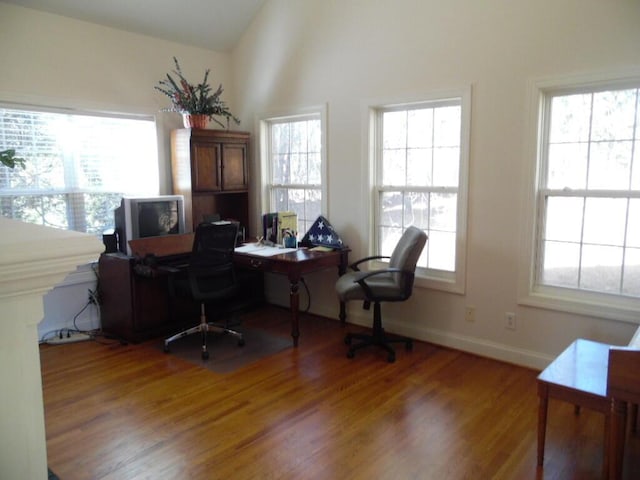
[3,0,266,52]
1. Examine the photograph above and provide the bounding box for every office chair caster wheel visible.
[347,349,355,359]
[387,353,396,363]
[344,334,352,345]
[238,338,245,347]
[202,350,209,360]
[163,344,170,353]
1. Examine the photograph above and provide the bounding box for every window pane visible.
[583,197,626,246]
[623,247,640,296]
[588,141,632,190]
[626,199,640,247]
[545,196,584,243]
[290,153,307,183]
[433,147,459,187]
[272,154,289,184]
[580,244,623,293]
[308,152,321,184]
[380,191,403,227]
[430,193,457,232]
[427,230,456,271]
[434,106,461,147]
[549,93,592,143]
[380,225,402,258]
[542,240,580,288]
[404,192,429,229]
[407,109,433,148]
[406,148,431,186]
[547,143,588,189]
[591,89,637,141]
[382,148,406,185]
[383,111,406,149]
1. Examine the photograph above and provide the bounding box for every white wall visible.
[0,3,237,338]
[233,0,640,368]
[3,1,640,368]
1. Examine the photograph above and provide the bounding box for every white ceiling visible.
[3,0,266,52]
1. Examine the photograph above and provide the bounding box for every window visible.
[261,109,326,236]
[371,90,470,292]
[522,73,640,320]
[0,105,158,235]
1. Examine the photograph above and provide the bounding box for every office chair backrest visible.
[189,222,239,300]
[389,226,428,296]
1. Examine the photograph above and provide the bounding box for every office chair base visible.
[164,318,245,360]
[345,330,413,363]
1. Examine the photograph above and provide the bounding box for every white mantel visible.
[0,217,103,479]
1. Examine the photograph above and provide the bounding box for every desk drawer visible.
[234,254,273,271]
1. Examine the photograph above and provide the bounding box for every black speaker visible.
[102,231,118,253]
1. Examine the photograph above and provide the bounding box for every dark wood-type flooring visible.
[41,306,640,479]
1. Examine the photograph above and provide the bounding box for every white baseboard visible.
[309,305,553,371]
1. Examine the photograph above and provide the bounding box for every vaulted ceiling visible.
[3,0,266,52]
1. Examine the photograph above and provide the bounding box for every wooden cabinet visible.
[98,253,192,343]
[171,129,250,232]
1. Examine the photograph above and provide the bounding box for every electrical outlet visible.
[505,312,516,330]
[465,306,475,323]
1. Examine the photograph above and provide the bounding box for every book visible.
[277,211,298,245]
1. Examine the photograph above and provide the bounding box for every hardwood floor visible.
[41,306,640,479]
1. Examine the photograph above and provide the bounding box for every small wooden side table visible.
[537,338,619,479]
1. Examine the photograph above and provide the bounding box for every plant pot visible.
[182,114,209,129]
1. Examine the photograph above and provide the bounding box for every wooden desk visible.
[233,247,349,346]
[106,234,349,346]
[537,339,615,478]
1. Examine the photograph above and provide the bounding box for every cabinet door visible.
[192,143,222,192]
[221,143,248,191]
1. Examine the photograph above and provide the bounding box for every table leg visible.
[609,399,627,480]
[537,383,549,467]
[289,278,300,347]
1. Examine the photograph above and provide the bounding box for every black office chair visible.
[164,222,245,360]
[335,226,427,363]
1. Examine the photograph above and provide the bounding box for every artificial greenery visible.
[0,149,26,169]
[155,57,240,129]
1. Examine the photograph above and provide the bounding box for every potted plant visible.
[155,57,240,129]
[0,149,25,169]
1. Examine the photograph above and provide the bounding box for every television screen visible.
[114,195,186,255]
[137,201,181,238]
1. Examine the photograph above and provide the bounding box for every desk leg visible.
[537,382,549,467]
[289,278,300,347]
[338,251,348,325]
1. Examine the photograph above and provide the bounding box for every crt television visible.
[114,195,186,255]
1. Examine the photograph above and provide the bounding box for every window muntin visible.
[0,106,158,235]
[536,86,640,298]
[374,97,467,286]
[265,113,324,236]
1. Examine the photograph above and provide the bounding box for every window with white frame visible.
[0,105,159,235]
[372,91,470,291]
[262,110,325,237]
[532,81,640,307]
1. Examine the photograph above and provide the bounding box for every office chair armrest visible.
[353,268,414,299]
[349,255,391,271]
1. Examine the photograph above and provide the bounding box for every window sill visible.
[519,287,640,325]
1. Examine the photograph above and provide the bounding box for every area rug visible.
[158,327,291,374]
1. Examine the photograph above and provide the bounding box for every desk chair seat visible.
[335,226,427,363]
[164,222,244,360]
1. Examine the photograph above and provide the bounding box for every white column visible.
[0,218,103,480]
